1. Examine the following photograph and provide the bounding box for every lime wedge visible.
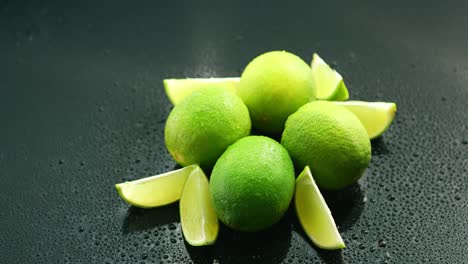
[295,166,345,250]
[180,166,219,246]
[334,101,397,139]
[311,53,349,101]
[115,165,198,208]
[164,78,240,105]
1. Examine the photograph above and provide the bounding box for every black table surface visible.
[1,1,467,263]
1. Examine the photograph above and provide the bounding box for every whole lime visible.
[281,101,371,190]
[209,136,295,232]
[238,51,316,135]
[164,87,251,169]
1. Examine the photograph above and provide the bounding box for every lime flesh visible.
[180,166,219,246]
[334,101,397,139]
[295,166,345,250]
[164,78,239,105]
[115,165,197,208]
[311,53,349,101]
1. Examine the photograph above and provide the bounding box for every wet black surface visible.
[1,1,467,263]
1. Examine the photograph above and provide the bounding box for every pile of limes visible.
[116,51,397,249]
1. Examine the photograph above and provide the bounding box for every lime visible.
[210,136,295,232]
[238,51,316,134]
[180,166,219,246]
[334,101,397,139]
[115,165,198,208]
[295,166,345,250]
[311,53,349,101]
[164,77,239,105]
[164,87,251,169]
[281,101,371,190]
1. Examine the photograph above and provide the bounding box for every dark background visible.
[1,1,467,263]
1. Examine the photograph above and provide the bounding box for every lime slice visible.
[295,166,345,250]
[180,166,219,246]
[115,165,198,208]
[164,78,240,105]
[311,53,349,101]
[334,101,397,139]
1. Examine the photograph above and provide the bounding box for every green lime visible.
[281,101,371,190]
[164,87,251,169]
[180,166,219,246]
[334,101,397,139]
[311,53,349,101]
[115,165,198,208]
[238,51,316,135]
[210,136,295,232]
[164,78,239,105]
[295,166,345,250]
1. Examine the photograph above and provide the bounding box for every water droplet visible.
[141,253,148,260]
[78,227,84,233]
[170,238,177,244]
[167,224,176,230]
[387,194,396,201]
[378,239,387,247]
[454,195,461,201]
